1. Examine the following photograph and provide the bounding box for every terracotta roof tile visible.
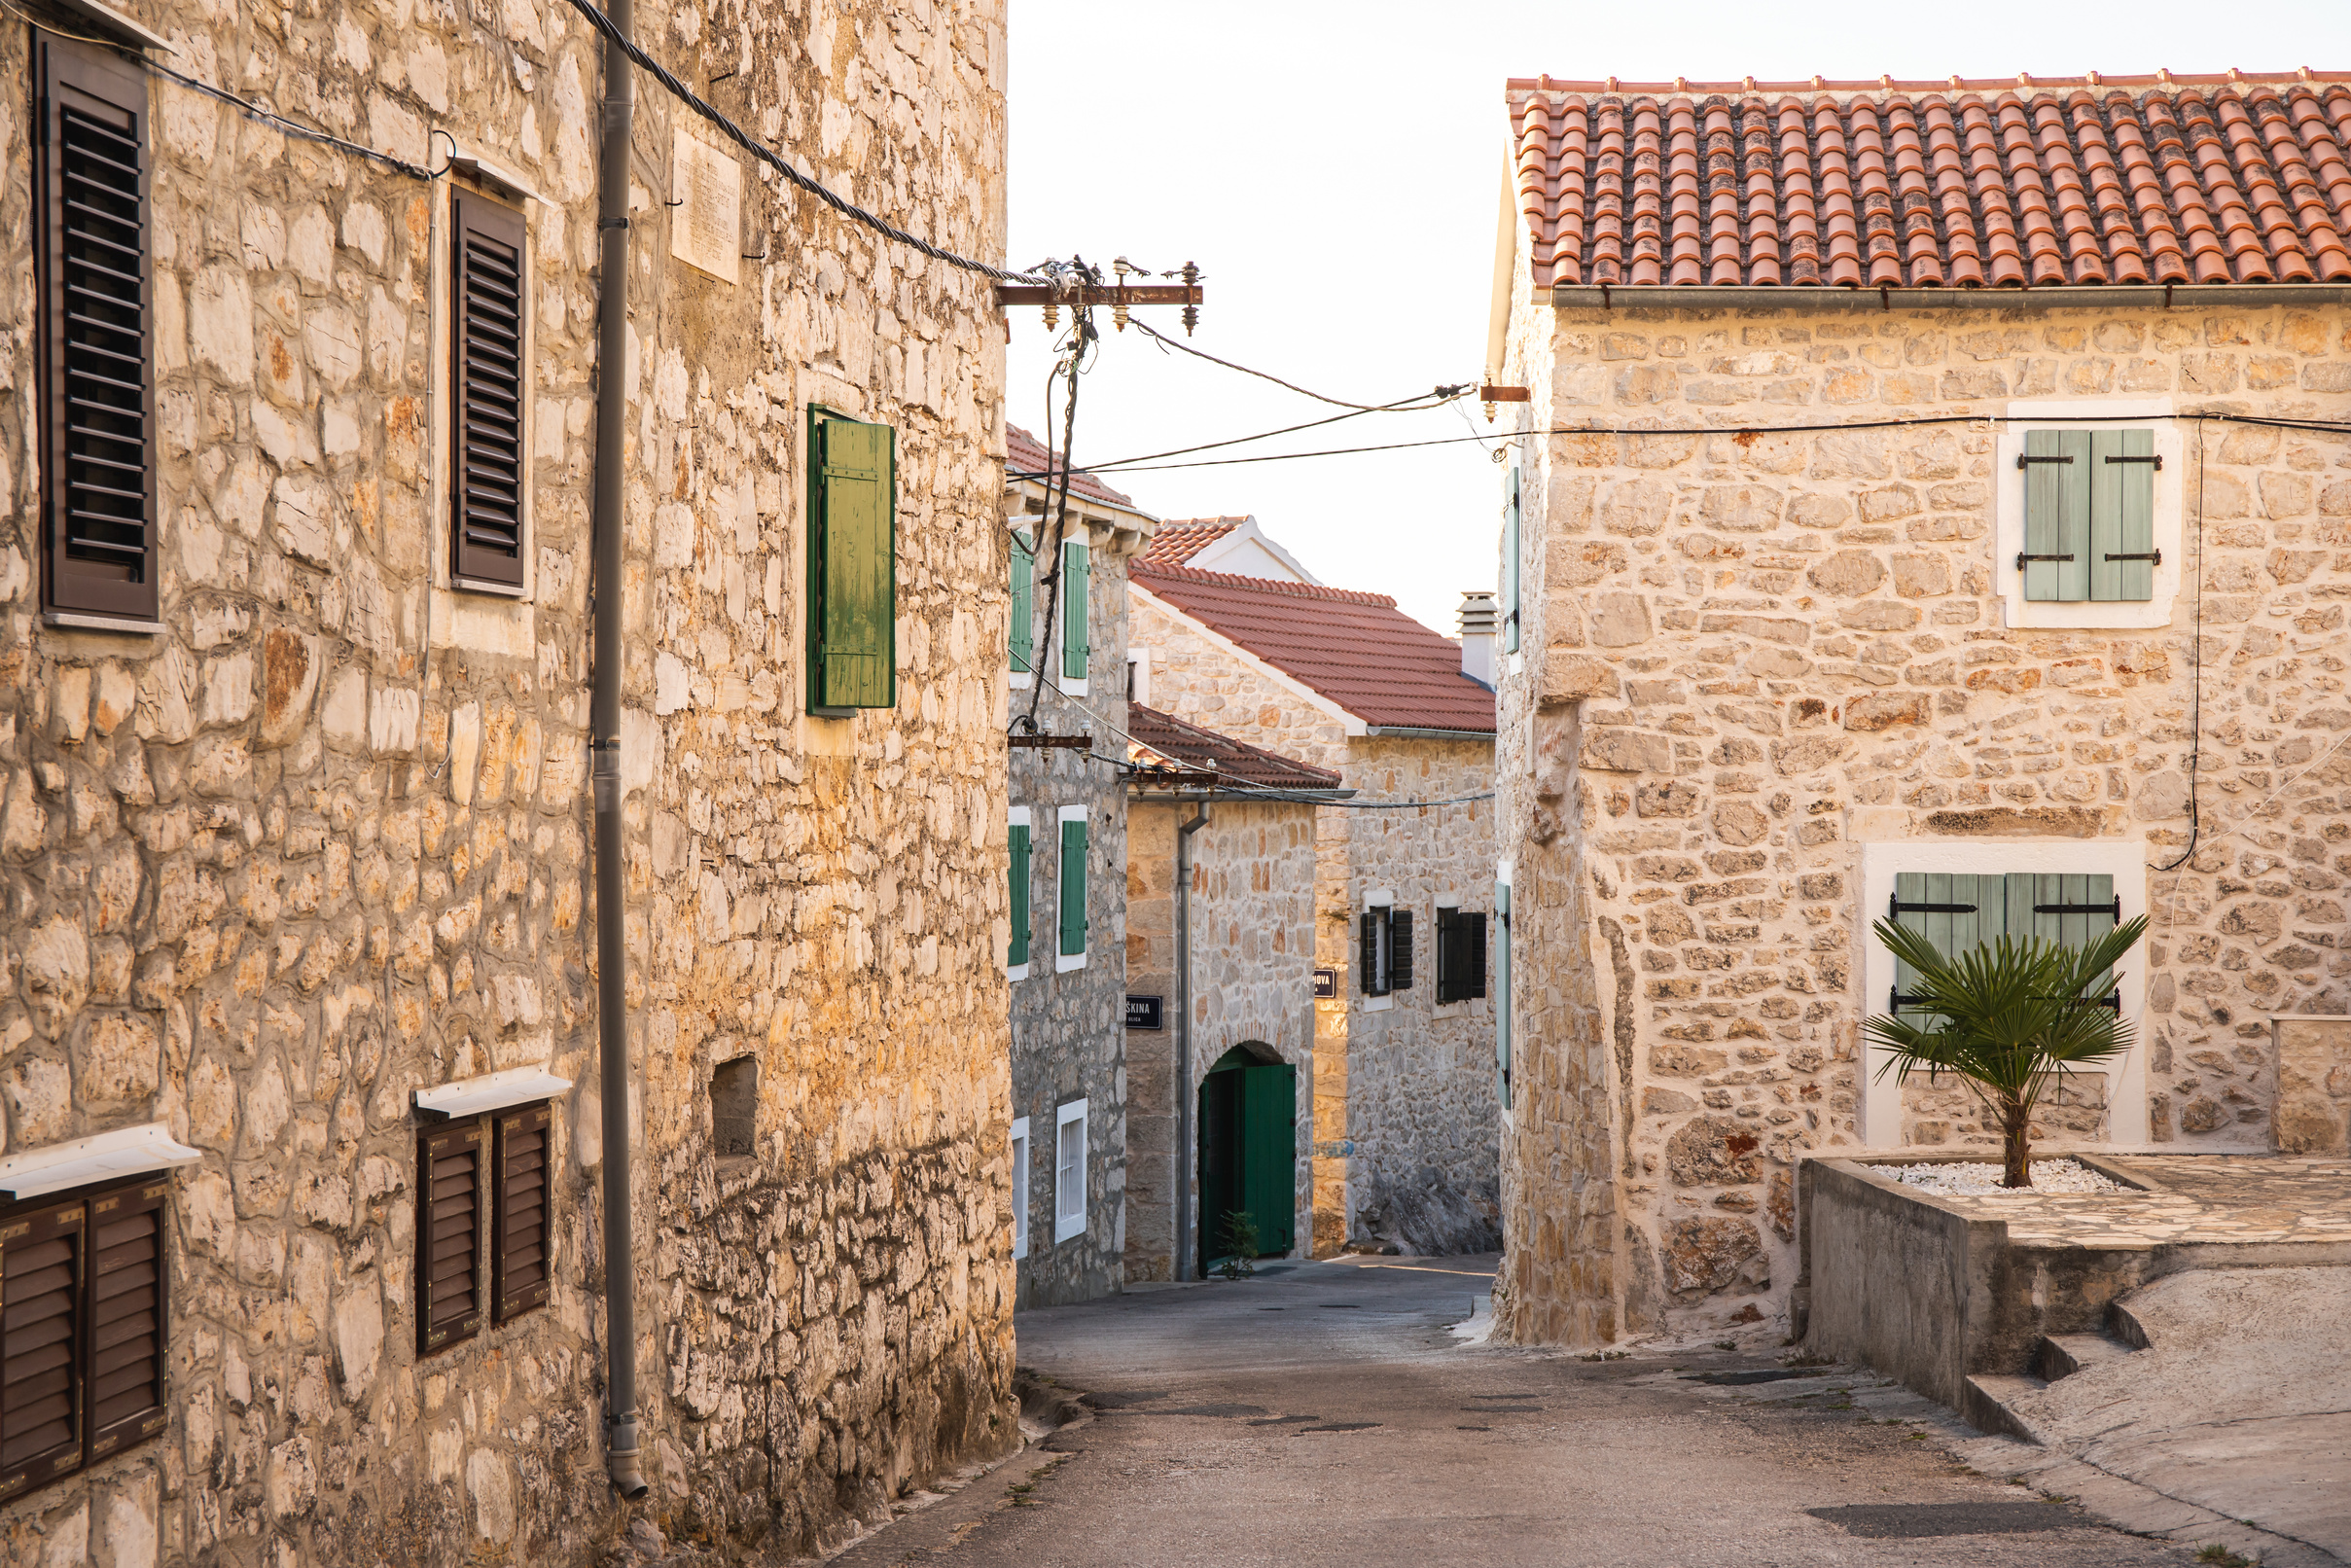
[1132,563,1496,735]
[1136,518,1244,568]
[1005,424,1135,510]
[1507,72,2351,289]
[1125,704,1343,790]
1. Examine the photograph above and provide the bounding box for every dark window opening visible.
[1436,909,1488,1003]
[712,1056,758,1158]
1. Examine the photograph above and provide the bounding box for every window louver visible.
[39,42,155,622]
[86,1181,166,1461]
[417,1123,487,1354]
[1389,909,1415,991]
[451,195,527,588]
[0,1198,86,1500]
[492,1105,551,1323]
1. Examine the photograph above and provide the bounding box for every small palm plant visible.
[1864,914,2147,1189]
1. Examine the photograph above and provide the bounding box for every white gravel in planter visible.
[1863,1158,2121,1196]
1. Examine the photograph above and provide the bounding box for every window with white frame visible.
[1007,806,1032,980]
[1858,839,2149,1148]
[1053,1099,1087,1243]
[1010,1115,1030,1261]
[1125,646,1152,707]
[1996,401,2183,631]
[1055,805,1088,974]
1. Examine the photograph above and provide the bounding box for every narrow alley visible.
[833,1259,2181,1568]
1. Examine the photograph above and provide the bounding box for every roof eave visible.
[1550,282,2351,312]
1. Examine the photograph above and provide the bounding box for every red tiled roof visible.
[1006,424,1136,510]
[1126,704,1343,790]
[1136,517,1245,568]
[1132,564,1496,734]
[1507,72,2351,289]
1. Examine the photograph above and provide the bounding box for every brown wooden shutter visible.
[37,39,157,622]
[85,1180,167,1462]
[0,1197,86,1501]
[492,1104,552,1323]
[1358,911,1384,997]
[416,1122,488,1353]
[450,193,528,588]
[1389,909,1415,991]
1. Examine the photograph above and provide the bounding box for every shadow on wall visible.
[1354,1169,1502,1257]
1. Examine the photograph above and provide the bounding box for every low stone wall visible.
[2273,1016,2351,1155]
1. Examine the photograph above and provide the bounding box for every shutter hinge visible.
[2034,898,2123,919]
[1888,895,1978,917]
[1890,987,1931,1011]
[2102,552,2161,563]
[2016,453,2076,468]
[2104,453,2161,470]
[2016,552,2076,569]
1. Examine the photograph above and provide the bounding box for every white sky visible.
[1006,0,2351,636]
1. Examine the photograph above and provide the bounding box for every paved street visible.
[836,1254,2191,1568]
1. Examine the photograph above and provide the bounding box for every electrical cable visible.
[2154,416,2212,874]
[1004,387,1473,482]
[1127,317,1470,411]
[551,0,1044,284]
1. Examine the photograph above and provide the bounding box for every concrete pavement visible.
[828,1254,2207,1568]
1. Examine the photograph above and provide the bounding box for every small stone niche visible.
[711,1055,758,1158]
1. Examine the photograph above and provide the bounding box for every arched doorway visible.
[1196,1045,1295,1274]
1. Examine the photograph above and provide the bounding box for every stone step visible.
[2107,1300,2153,1350]
[1961,1373,2049,1443]
[2033,1332,2138,1382]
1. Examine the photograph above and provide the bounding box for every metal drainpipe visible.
[590,0,648,1502]
[1173,802,1210,1282]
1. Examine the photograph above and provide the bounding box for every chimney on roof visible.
[1458,591,1498,690]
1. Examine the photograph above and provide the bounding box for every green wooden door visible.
[1239,1064,1296,1255]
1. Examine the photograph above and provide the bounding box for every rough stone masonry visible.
[0,0,1020,1562]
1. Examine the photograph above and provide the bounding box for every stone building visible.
[1122,702,1339,1280]
[0,0,1022,1561]
[1483,70,2351,1345]
[1001,426,1154,1306]
[1129,539,1501,1257]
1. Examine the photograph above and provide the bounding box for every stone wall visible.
[1008,516,1136,1307]
[1493,293,2351,1341]
[2272,1015,2351,1154]
[1123,796,1319,1281]
[0,0,1018,1561]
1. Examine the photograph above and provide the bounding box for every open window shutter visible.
[1390,909,1415,991]
[1464,911,1488,1001]
[86,1179,166,1463]
[0,1196,85,1500]
[493,1104,552,1323]
[1434,909,1460,1002]
[1502,466,1521,655]
[2089,430,2156,603]
[451,194,528,588]
[1359,912,1384,996]
[1496,887,1513,1110]
[2006,873,2119,1003]
[1889,873,2006,1012]
[1058,816,1087,956]
[1007,823,1031,968]
[39,41,156,622]
[1061,539,1089,681]
[417,1122,487,1353]
[2020,429,2090,602]
[814,415,896,708]
[1009,532,1035,674]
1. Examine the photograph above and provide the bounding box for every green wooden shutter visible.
[1009,531,1035,674]
[1239,1064,1296,1255]
[2021,429,2090,602]
[1060,539,1088,682]
[2089,430,2156,602]
[810,413,895,709]
[2006,872,2119,1002]
[1007,823,1030,968]
[1058,815,1086,957]
[1889,873,2006,1013]
[1502,466,1521,655]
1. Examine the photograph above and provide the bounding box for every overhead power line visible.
[1129,318,1475,411]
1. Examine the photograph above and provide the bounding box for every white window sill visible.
[1011,671,1034,690]
[0,1123,201,1201]
[1053,1219,1087,1244]
[1059,677,1090,698]
[413,1065,574,1121]
[42,610,163,635]
[1056,951,1087,974]
[1007,961,1030,981]
[1361,994,1394,1014]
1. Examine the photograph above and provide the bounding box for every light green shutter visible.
[1008,823,1031,968]
[1889,873,2007,1013]
[1061,539,1088,682]
[811,413,896,709]
[1009,531,1035,674]
[1502,466,1521,655]
[2089,430,2156,603]
[1058,816,1087,956]
[2021,429,2090,603]
[2006,872,2119,1001]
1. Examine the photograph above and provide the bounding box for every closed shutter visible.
[1007,821,1031,968]
[1502,466,1521,655]
[1495,883,1513,1110]
[0,1197,85,1500]
[811,413,896,709]
[1888,873,2006,1012]
[416,1122,487,1354]
[1061,539,1089,682]
[2088,430,2157,602]
[1009,531,1035,675]
[38,41,156,622]
[2007,873,2120,1004]
[492,1104,552,1323]
[85,1180,166,1463]
[450,194,528,588]
[1359,911,1385,997]
[1389,909,1415,991]
[1058,815,1087,957]
[1463,911,1488,1001]
[2020,429,2090,602]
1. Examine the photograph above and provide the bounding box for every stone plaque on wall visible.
[670,131,741,284]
